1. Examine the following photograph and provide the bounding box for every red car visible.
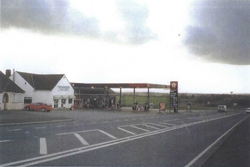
[24,102,52,112]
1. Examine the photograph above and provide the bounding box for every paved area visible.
[0,107,212,126]
[0,110,74,126]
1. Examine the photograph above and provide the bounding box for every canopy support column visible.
[119,87,122,108]
[133,88,136,110]
[147,87,150,110]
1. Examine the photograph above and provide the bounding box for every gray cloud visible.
[117,0,157,44]
[1,0,156,45]
[1,0,100,37]
[184,0,250,65]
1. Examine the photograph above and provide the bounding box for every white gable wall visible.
[52,75,74,108]
[33,91,53,105]
[10,72,34,98]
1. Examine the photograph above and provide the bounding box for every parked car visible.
[218,105,227,112]
[245,108,250,113]
[24,102,52,112]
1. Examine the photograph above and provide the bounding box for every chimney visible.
[6,69,11,78]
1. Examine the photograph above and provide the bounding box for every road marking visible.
[39,138,47,155]
[163,119,180,122]
[35,127,46,129]
[57,129,99,135]
[184,115,250,167]
[144,124,160,130]
[130,125,149,132]
[103,121,109,123]
[0,140,11,143]
[90,122,97,124]
[157,122,174,126]
[186,117,199,120]
[114,120,120,122]
[0,119,74,126]
[98,130,117,139]
[56,125,66,128]
[74,133,89,146]
[7,129,21,132]
[2,113,240,166]
[149,123,169,128]
[117,127,136,135]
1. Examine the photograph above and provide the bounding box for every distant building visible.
[10,71,74,109]
[0,70,25,110]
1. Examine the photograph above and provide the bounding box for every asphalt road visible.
[0,109,248,166]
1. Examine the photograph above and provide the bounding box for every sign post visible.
[170,81,178,113]
[159,102,166,113]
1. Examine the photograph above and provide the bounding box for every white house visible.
[0,70,24,110]
[10,71,74,109]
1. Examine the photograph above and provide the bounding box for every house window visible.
[24,97,32,104]
[12,93,22,103]
[69,99,73,104]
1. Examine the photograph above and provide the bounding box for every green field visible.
[116,93,249,110]
[117,95,169,109]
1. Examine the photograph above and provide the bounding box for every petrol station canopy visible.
[71,83,170,89]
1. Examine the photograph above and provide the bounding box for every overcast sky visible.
[1,0,250,94]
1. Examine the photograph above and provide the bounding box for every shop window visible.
[54,99,59,108]
[69,99,73,104]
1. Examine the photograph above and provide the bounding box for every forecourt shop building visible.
[9,71,75,109]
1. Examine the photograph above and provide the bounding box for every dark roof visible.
[74,87,117,95]
[0,71,24,93]
[17,71,64,90]
[71,83,170,89]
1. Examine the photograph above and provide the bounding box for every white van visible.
[218,105,227,112]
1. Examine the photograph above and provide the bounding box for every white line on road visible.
[7,129,22,132]
[74,133,89,146]
[57,129,99,135]
[157,122,174,126]
[98,130,117,139]
[130,125,149,132]
[149,123,169,128]
[35,127,46,129]
[163,119,180,122]
[184,115,250,167]
[0,140,11,143]
[56,125,66,128]
[39,138,47,155]
[117,127,136,135]
[144,124,160,130]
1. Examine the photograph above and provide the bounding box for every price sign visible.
[170,81,178,110]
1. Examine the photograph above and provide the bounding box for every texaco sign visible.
[170,81,178,110]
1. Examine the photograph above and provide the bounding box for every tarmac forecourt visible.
[0,110,75,126]
[0,108,217,127]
